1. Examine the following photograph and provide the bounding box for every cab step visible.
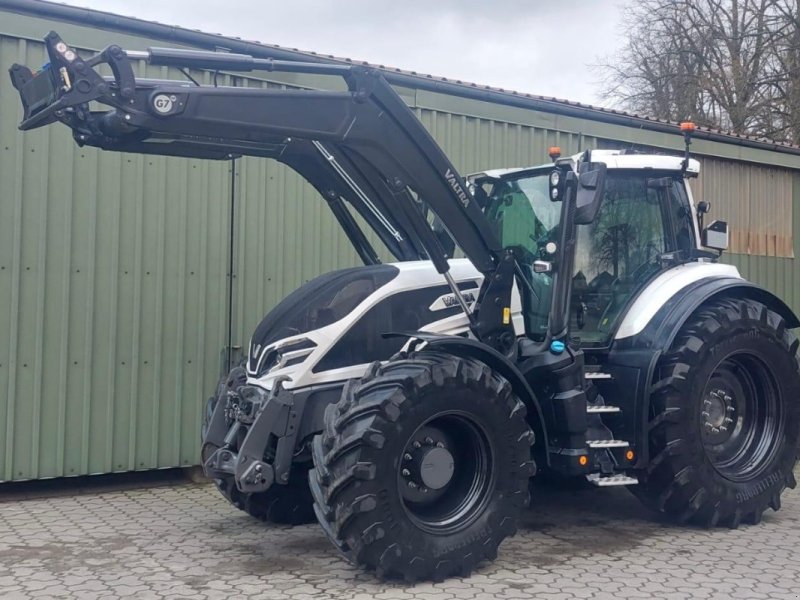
[586,404,620,414]
[587,439,629,448]
[586,472,639,487]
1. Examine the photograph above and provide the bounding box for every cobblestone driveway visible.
[1,470,799,599]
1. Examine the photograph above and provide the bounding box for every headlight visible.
[254,338,317,376]
[549,170,561,200]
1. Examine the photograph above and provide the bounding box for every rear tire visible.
[635,298,800,527]
[309,352,536,581]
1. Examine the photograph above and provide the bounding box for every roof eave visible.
[3,0,800,157]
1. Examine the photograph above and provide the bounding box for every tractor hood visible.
[247,264,400,376]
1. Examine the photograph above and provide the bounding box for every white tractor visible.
[13,32,800,582]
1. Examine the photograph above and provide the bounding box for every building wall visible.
[1,12,799,481]
[0,35,233,480]
[720,174,800,317]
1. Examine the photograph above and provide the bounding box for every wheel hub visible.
[700,353,783,482]
[418,446,455,490]
[400,426,454,496]
[396,414,494,533]
[702,387,736,443]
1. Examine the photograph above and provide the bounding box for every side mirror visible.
[574,163,607,225]
[702,220,729,252]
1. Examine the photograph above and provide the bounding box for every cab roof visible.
[472,150,701,181]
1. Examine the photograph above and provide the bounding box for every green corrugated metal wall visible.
[0,35,235,479]
[721,174,800,316]
[2,10,800,481]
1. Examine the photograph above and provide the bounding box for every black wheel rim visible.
[397,411,495,534]
[700,352,783,482]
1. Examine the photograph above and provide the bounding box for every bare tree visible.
[767,0,800,141]
[599,0,800,141]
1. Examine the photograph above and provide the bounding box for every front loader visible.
[11,32,800,582]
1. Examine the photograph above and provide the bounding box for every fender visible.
[388,331,550,465]
[617,277,798,353]
[606,276,800,468]
[613,262,742,340]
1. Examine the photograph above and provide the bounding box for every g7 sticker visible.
[153,94,174,114]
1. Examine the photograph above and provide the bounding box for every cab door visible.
[570,171,694,347]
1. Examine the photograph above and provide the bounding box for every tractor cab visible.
[472,150,721,351]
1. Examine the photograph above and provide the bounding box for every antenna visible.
[680,121,696,173]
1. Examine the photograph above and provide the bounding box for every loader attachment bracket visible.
[10,31,133,131]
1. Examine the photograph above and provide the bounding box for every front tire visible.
[635,298,800,526]
[309,352,536,581]
[214,466,316,525]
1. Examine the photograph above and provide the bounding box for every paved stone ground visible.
[1,471,799,600]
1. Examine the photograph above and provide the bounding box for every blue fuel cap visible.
[550,340,566,354]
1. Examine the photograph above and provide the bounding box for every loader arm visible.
[10,31,515,348]
[272,139,426,263]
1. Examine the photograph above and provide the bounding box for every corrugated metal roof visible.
[2,0,800,156]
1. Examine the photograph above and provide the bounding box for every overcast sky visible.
[61,0,632,105]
